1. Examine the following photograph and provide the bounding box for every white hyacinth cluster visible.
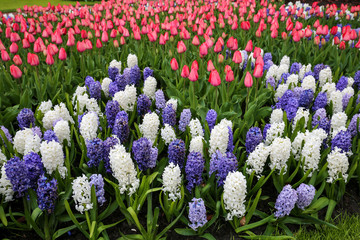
[292,108,310,129]
[286,74,299,88]
[166,98,178,111]
[327,147,349,183]
[113,85,137,111]
[72,86,101,115]
[109,59,122,72]
[42,102,74,130]
[189,118,204,138]
[274,84,289,101]
[38,100,53,114]
[209,121,229,155]
[301,75,316,92]
[79,112,99,141]
[321,82,336,100]
[162,162,182,201]
[0,149,6,164]
[143,76,157,100]
[276,64,290,81]
[161,124,176,145]
[140,112,160,144]
[0,165,14,202]
[109,144,139,195]
[72,175,93,213]
[189,136,204,155]
[40,140,67,178]
[127,54,138,68]
[13,128,41,155]
[265,122,285,145]
[223,171,247,221]
[291,132,306,160]
[269,137,291,173]
[318,67,332,87]
[246,143,270,178]
[329,90,343,114]
[331,112,348,137]
[101,77,112,97]
[54,120,71,146]
[270,109,284,124]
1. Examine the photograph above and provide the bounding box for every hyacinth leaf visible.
[64,199,90,238]
[0,129,14,153]
[283,215,337,229]
[98,200,119,222]
[0,206,8,226]
[52,224,78,239]
[97,220,124,238]
[292,169,312,188]
[200,233,216,240]
[23,201,44,239]
[247,169,274,198]
[241,232,295,239]
[235,215,275,233]
[246,188,262,225]
[174,228,197,236]
[279,223,293,237]
[89,221,97,239]
[302,197,329,214]
[30,208,42,222]
[127,207,147,237]
[286,159,300,183]
[155,207,185,240]
[8,207,28,229]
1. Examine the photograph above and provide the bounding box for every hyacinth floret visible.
[162,162,182,201]
[168,139,186,168]
[137,94,152,116]
[210,150,238,186]
[17,108,35,129]
[105,100,120,129]
[179,109,191,132]
[296,183,316,210]
[245,127,263,153]
[112,111,129,144]
[206,109,217,131]
[185,152,204,192]
[188,198,208,231]
[23,152,44,189]
[102,136,119,173]
[89,174,106,206]
[5,157,31,197]
[331,130,352,153]
[37,175,58,214]
[155,89,166,110]
[223,171,247,220]
[143,67,154,81]
[162,104,176,126]
[132,137,157,171]
[86,138,103,168]
[274,185,298,218]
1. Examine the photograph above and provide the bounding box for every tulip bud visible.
[244,72,253,87]
[10,64,22,79]
[181,65,190,78]
[170,58,179,71]
[13,55,22,65]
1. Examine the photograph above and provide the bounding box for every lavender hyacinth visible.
[354,70,360,88]
[206,109,217,131]
[115,73,128,91]
[347,114,360,137]
[245,127,263,153]
[263,52,272,62]
[105,100,120,129]
[85,76,95,88]
[89,174,106,206]
[296,184,315,210]
[86,138,103,168]
[143,67,154,80]
[284,97,299,121]
[179,109,191,132]
[209,150,238,186]
[331,130,352,153]
[336,76,348,91]
[290,62,301,74]
[188,198,208,231]
[1,125,13,144]
[266,77,276,89]
[155,90,166,110]
[162,104,176,127]
[227,127,234,153]
[168,139,186,167]
[274,185,298,218]
[132,138,158,171]
[137,94,152,116]
[112,111,129,144]
[37,175,58,213]
[102,136,119,173]
[17,108,35,129]
[263,124,271,139]
[185,152,204,192]
[129,65,141,86]
[43,130,59,143]
[108,81,119,97]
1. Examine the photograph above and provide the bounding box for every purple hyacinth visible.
[293,87,304,99]
[37,175,58,214]
[227,127,234,153]
[277,90,294,109]
[43,130,59,143]
[290,62,302,74]
[206,109,217,132]
[85,76,95,88]
[0,126,13,144]
[209,151,238,186]
[296,183,315,210]
[162,104,176,127]
[155,90,166,110]
[115,73,128,91]
[143,67,154,80]
[347,114,360,137]
[132,137,158,171]
[89,174,106,206]
[5,157,31,197]
[266,77,276,89]
[32,127,42,139]
[88,81,102,100]
[331,130,352,153]
[123,68,131,83]
[264,60,273,72]
[274,185,298,218]
[105,100,120,129]
[108,81,119,97]
[280,73,290,84]
[23,152,44,189]
[185,152,204,192]
[263,52,272,62]
[179,109,191,132]
[312,108,327,128]
[108,67,119,81]
[303,71,315,80]
[354,70,360,88]
[137,94,152,116]
[312,92,327,112]
[103,137,119,173]
[245,127,263,153]
[168,139,186,168]
[17,108,35,129]
[284,97,299,121]
[129,65,141,86]
[188,198,208,231]
[263,124,271,140]
[336,76,348,91]
[313,64,327,80]
[298,89,314,109]
[112,111,129,144]
[86,138,103,168]
[342,93,352,110]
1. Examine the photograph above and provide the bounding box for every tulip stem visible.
[215,86,218,111]
[255,77,258,98]
[246,87,250,113]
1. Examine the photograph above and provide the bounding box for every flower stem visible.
[44,213,51,240]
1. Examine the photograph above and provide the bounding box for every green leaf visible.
[64,199,90,238]
[302,197,329,214]
[97,220,125,236]
[174,228,197,236]
[52,224,78,239]
[200,233,217,240]
[246,189,262,224]
[0,206,8,226]
[127,207,147,237]
[236,215,275,233]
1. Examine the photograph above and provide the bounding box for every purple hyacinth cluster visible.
[280,73,290,84]
[143,67,153,80]
[168,139,186,167]
[17,108,35,129]
[23,152,44,189]
[129,65,141,86]
[336,76,348,91]
[179,109,191,132]
[188,198,208,231]
[112,111,129,144]
[312,92,327,111]
[296,184,315,210]
[209,150,238,186]
[245,127,263,153]
[313,64,327,80]
[263,124,271,139]
[88,80,102,100]
[266,77,276,89]
[331,130,352,153]
[89,174,106,206]
[132,138,158,171]
[303,71,315,80]
[263,52,272,62]
[32,127,42,138]
[290,62,301,74]
[105,100,120,129]
[102,136,119,173]
[354,70,360,88]
[298,89,314,109]
[43,130,59,143]
[206,109,217,131]
[185,152,204,192]
[137,94,152,116]
[274,185,298,218]
[342,93,352,110]
[227,127,234,153]
[85,76,95,88]
[347,114,360,137]
[108,67,119,81]
[155,90,166,110]
[86,138,104,168]
[1,125,13,144]
[37,175,58,214]
[162,104,176,126]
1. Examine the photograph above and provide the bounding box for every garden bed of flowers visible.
[1,0,360,239]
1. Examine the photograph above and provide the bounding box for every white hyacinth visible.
[143,76,157,100]
[101,77,112,97]
[291,132,306,160]
[286,74,299,88]
[109,59,122,72]
[54,120,71,146]
[279,55,290,68]
[246,143,270,178]
[38,100,53,114]
[189,118,204,138]
[269,137,291,173]
[0,149,6,164]
[274,84,289,101]
[275,64,289,81]
[347,77,354,87]
[331,112,347,136]
[342,87,354,99]
[79,112,99,141]
[72,86,89,113]
[13,128,41,155]
[321,82,336,101]
[301,75,316,92]
[223,171,247,221]
[265,122,285,145]
[329,90,343,114]
[219,119,233,129]
[189,136,204,155]
[327,147,349,183]
[162,162,182,201]
[318,67,332,87]
[270,109,284,124]
[0,165,14,202]
[86,98,101,115]
[292,108,310,129]
[40,140,67,178]
[266,65,278,81]
[127,54,138,68]
[109,144,139,195]
[139,112,160,144]
[166,98,178,111]
[43,103,74,130]
[113,85,137,111]
[209,122,229,155]
[72,175,93,213]
[161,124,176,145]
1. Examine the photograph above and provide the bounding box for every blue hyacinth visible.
[37,175,58,214]
[143,67,154,80]
[245,127,263,153]
[155,90,166,110]
[89,174,106,206]
[185,152,204,192]
[206,109,217,132]
[179,109,191,132]
[86,138,103,168]
[274,185,298,218]
[296,183,315,210]
[162,104,176,127]
[17,108,35,129]
[112,111,129,144]
[132,137,157,171]
[102,137,119,173]
[137,94,152,116]
[168,139,186,168]
[331,130,352,153]
[209,150,238,186]
[188,198,208,231]
[105,100,120,129]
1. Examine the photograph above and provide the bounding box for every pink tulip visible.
[244,72,253,88]
[191,60,199,71]
[27,53,39,66]
[9,42,18,54]
[253,64,263,78]
[59,48,67,60]
[96,39,103,48]
[46,51,54,65]
[13,55,22,65]
[101,31,109,42]
[1,50,10,61]
[208,70,221,87]
[177,40,186,54]
[192,35,200,46]
[77,41,86,53]
[171,58,179,71]
[225,70,234,82]
[232,51,242,64]
[245,40,253,52]
[10,64,22,78]
[188,68,198,82]
[181,65,190,78]
[207,60,215,72]
[199,43,208,57]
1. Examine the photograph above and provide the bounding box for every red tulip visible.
[67,33,75,46]
[10,64,22,78]
[245,40,253,52]
[314,36,320,45]
[77,41,86,53]
[13,55,22,65]
[181,65,190,78]
[281,32,288,40]
[96,39,103,48]
[304,28,312,38]
[1,50,10,61]
[208,70,221,87]
[207,60,215,72]
[188,68,198,82]
[227,37,235,49]
[191,60,199,71]
[159,34,166,45]
[170,58,179,71]
[355,39,360,49]
[9,42,18,54]
[244,72,253,87]
[177,40,186,54]
[241,21,250,30]
[214,41,222,53]
[110,29,117,38]
[199,43,208,57]
[253,47,261,59]
[85,39,93,50]
[101,31,109,42]
[46,51,54,65]
[339,41,346,50]
[225,70,234,82]
[120,36,126,45]
[232,51,242,64]
[59,48,67,60]
[81,30,87,39]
